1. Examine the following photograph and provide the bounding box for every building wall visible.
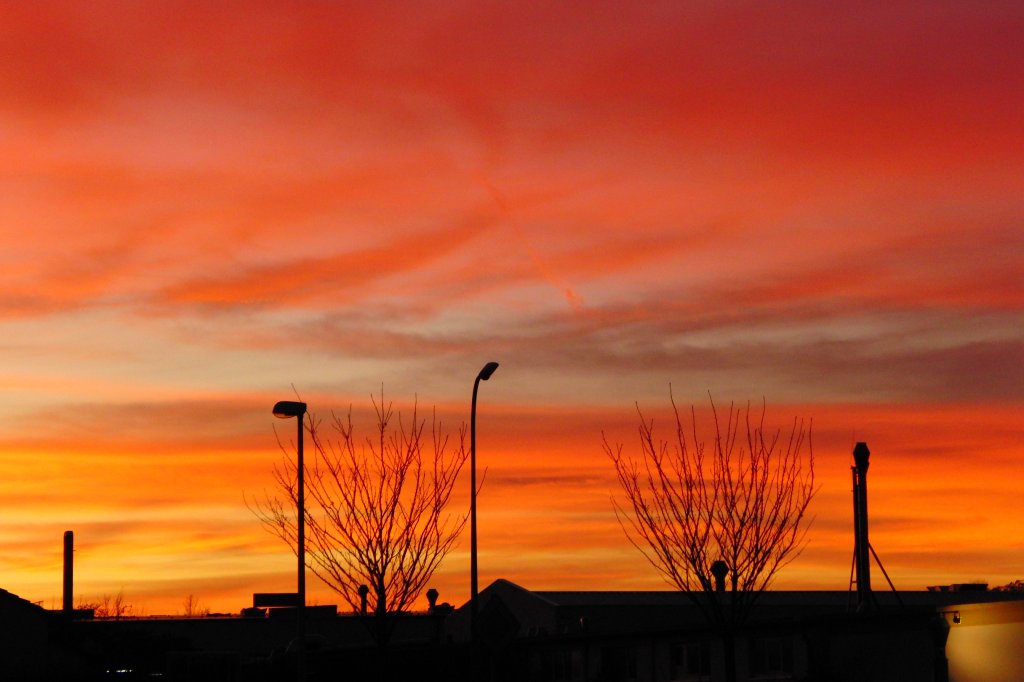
[819,624,937,682]
[947,623,1024,682]
[945,600,1024,682]
[506,616,949,682]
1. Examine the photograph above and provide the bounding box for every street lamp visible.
[273,400,307,680]
[470,361,499,664]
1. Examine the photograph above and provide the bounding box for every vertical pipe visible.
[851,466,860,591]
[853,442,872,607]
[63,530,74,614]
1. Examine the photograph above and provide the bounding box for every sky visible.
[1,1,1021,616]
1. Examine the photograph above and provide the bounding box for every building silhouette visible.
[3,578,1024,680]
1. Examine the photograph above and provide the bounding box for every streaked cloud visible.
[0,1,1020,613]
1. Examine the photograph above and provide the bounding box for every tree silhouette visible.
[181,594,209,617]
[250,390,468,643]
[605,392,815,681]
[992,580,1024,592]
[76,591,134,619]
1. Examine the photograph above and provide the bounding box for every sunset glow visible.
[1,2,1021,615]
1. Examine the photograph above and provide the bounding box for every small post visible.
[359,585,369,616]
[711,560,729,593]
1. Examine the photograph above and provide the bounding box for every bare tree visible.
[605,392,815,680]
[77,591,134,619]
[182,594,209,617]
[250,390,468,642]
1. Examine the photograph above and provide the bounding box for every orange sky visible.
[1,1,1021,615]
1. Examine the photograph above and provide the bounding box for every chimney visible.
[852,443,872,609]
[63,530,74,614]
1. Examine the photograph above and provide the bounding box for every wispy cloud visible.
[0,0,1021,613]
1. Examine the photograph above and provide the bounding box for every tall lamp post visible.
[470,361,499,670]
[273,400,307,681]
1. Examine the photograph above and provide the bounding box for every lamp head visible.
[272,400,307,419]
[478,361,499,381]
